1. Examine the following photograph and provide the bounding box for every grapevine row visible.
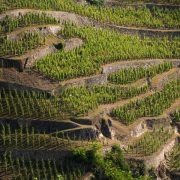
[0,151,83,180]
[60,84,148,115]
[126,127,174,156]
[111,79,180,125]
[0,13,59,33]
[108,62,173,85]
[34,24,180,81]
[0,89,64,119]
[2,0,180,28]
[0,32,45,56]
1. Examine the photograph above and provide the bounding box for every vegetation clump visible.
[111,80,180,124]
[0,0,179,179]
[87,0,105,6]
[108,62,173,85]
[34,24,180,81]
[0,32,45,56]
[0,13,59,33]
[0,89,64,120]
[60,85,148,115]
[171,109,180,122]
[1,0,180,28]
[73,144,144,179]
[126,127,174,156]
[167,144,180,173]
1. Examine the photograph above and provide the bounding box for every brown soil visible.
[0,68,60,91]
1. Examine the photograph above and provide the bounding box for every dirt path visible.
[0,68,60,91]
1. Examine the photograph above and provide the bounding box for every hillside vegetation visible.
[0,0,179,179]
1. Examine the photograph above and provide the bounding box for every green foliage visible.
[108,62,173,85]
[60,85,148,115]
[34,24,180,81]
[87,0,105,6]
[0,152,83,180]
[0,89,63,119]
[106,144,130,171]
[73,147,89,163]
[73,143,103,165]
[167,144,180,172]
[111,80,180,124]
[0,13,59,33]
[172,109,180,122]
[60,86,98,116]
[126,128,174,156]
[2,0,180,28]
[73,144,144,180]
[54,42,64,50]
[0,84,147,119]
[0,32,45,56]
[0,124,67,149]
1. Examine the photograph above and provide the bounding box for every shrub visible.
[106,144,130,172]
[87,0,104,6]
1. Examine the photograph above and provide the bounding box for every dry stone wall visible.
[9,149,71,160]
[0,118,80,133]
[24,45,57,68]
[144,137,177,169]
[145,117,172,129]
[0,81,50,94]
[58,59,180,89]
[105,1,180,9]
[7,25,62,40]
[0,58,23,71]
[103,59,164,74]
[58,127,101,140]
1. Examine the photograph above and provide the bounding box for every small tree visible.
[87,0,104,6]
[106,144,130,172]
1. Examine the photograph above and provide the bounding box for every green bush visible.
[106,144,130,172]
[87,0,104,6]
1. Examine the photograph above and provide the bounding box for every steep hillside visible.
[0,0,179,179]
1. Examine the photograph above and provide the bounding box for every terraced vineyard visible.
[0,0,179,179]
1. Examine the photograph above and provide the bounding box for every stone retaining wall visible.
[165,59,180,67]
[58,127,101,140]
[105,24,180,37]
[58,74,107,89]
[0,58,23,72]
[129,121,147,138]
[0,81,50,94]
[127,136,177,170]
[103,59,164,74]
[146,117,172,129]
[24,45,57,68]
[105,2,180,9]
[58,59,179,89]
[144,137,176,168]
[8,149,71,160]
[7,25,62,40]
[0,118,80,133]
[64,38,83,51]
